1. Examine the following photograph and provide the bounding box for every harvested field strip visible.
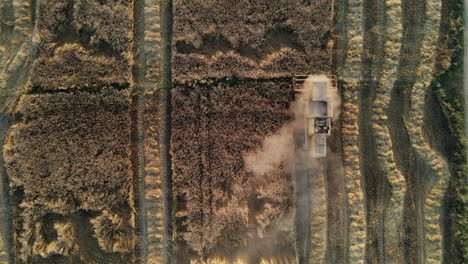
[0,0,15,43]
[0,0,38,101]
[143,93,165,264]
[143,0,162,83]
[12,0,32,40]
[404,0,450,262]
[133,0,168,262]
[129,93,141,263]
[370,0,405,261]
[359,0,381,259]
[309,161,327,264]
[0,113,13,264]
[0,1,37,260]
[339,0,366,262]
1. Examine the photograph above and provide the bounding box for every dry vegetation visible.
[370,0,405,261]
[3,89,135,262]
[171,79,294,259]
[172,0,333,79]
[338,0,367,262]
[31,0,133,89]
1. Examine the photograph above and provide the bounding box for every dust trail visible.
[243,75,340,264]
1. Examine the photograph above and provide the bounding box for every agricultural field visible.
[172,0,333,80]
[0,0,465,264]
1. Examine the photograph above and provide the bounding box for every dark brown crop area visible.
[172,0,333,79]
[171,78,296,259]
[3,89,135,263]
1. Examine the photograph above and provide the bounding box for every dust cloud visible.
[243,75,339,173]
[240,75,341,263]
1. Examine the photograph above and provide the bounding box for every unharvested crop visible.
[32,0,133,89]
[3,89,134,262]
[31,43,130,90]
[172,0,333,79]
[171,78,294,259]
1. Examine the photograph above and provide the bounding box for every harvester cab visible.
[294,74,337,158]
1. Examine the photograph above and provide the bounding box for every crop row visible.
[370,0,405,261]
[339,0,367,261]
[404,0,449,262]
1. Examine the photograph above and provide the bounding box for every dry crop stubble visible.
[404,0,450,261]
[338,0,367,261]
[369,0,406,261]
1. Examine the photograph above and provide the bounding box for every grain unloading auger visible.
[293,74,337,158]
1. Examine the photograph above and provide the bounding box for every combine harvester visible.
[293,74,338,264]
[294,74,337,158]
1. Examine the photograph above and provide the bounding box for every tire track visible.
[143,93,166,264]
[132,0,167,263]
